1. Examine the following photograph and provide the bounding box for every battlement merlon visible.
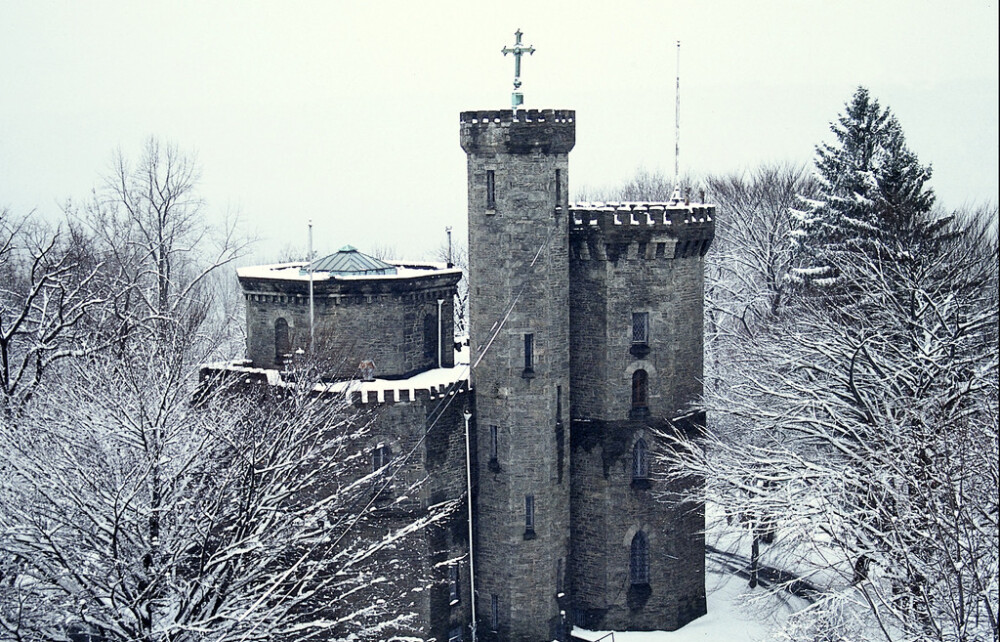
[569,201,716,243]
[460,109,576,155]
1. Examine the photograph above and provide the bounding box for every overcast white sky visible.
[1,1,997,261]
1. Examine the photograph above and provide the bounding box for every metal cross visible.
[502,29,535,90]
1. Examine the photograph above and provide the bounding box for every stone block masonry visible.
[463,109,574,642]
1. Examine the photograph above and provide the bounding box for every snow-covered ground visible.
[573,566,801,642]
[574,504,809,642]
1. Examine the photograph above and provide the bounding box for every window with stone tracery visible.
[630,531,650,585]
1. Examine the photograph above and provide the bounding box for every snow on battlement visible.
[200,346,471,407]
[569,201,715,229]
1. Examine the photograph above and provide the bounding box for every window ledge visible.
[521,369,535,380]
[631,478,652,490]
[627,582,652,610]
[629,343,651,358]
[523,529,536,541]
[488,459,502,473]
[629,407,650,419]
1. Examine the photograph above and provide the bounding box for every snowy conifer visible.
[789,87,939,291]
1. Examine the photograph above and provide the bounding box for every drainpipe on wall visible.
[463,408,478,642]
[437,298,445,368]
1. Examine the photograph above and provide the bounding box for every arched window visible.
[631,369,648,413]
[632,439,649,480]
[630,531,650,585]
[274,318,291,365]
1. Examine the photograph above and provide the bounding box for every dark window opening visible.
[489,425,499,462]
[372,444,392,473]
[637,241,648,258]
[423,313,438,360]
[631,369,649,417]
[630,531,650,585]
[632,439,649,480]
[524,494,535,538]
[448,626,463,642]
[486,170,496,209]
[557,558,564,596]
[449,563,460,604]
[491,595,499,631]
[656,242,667,258]
[488,424,501,472]
[371,444,393,500]
[274,317,291,365]
[523,333,534,376]
[555,169,561,205]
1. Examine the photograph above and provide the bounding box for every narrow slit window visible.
[372,444,392,473]
[525,494,535,534]
[449,563,460,604]
[489,425,499,462]
[555,169,561,205]
[486,170,496,209]
[630,531,650,585]
[491,595,499,631]
[523,333,534,373]
[632,370,649,411]
[274,317,291,364]
[632,312,649,344]
[632,439,649,480]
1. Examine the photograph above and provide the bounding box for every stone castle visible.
[221,107,715,641]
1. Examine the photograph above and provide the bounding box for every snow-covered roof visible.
[237,259,461,283]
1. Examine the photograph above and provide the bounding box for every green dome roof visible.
[302,245,397,276]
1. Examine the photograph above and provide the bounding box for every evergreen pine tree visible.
[789,87,940,290]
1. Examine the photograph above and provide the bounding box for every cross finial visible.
[502,29,535,111]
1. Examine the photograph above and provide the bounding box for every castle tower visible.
[461,109,575,641]
[568,201,714,630]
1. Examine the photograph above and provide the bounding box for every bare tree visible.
[574,167,697,203]
[0,343,453,641]
[666,207,999,642]
[82,138,248,346]
[431,235,468,337]
[1,140,457,641]
[704,164,818,330]
[0,209,112,411]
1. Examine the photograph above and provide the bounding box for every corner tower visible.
[568,201,714,630]
[461,109,575,641]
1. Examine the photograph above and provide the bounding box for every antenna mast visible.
[308,220,315,353]
[674,40,681,196]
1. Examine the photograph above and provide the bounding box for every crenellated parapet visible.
[199,361,470,408]
[460,109,576,155]
[568,201,715,260]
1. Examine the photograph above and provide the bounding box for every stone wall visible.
[570,417,706,631]
[568,246,708,420]
[241,271,459,376]
[567,204,713,632]
[323,389,473,639]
